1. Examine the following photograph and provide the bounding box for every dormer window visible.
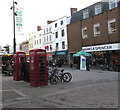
[83,9,89,19]
[109,0,117,10]
[95,4,102,15]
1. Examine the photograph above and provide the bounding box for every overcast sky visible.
[0,0,100,47]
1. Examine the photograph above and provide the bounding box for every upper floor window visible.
[60,20,63,25]
[39,39,41,44]
[49,35,52,41]
[95,4,102,15]
[93,23,100,36]
[108,18,116,34]
[56,43,59,50]
[61,29,65,37]
[37,40,38,44]
[55,31,58,38]
[46,28,48,33]
[109,0,117,10]
[49,27,51,32]
[44,37,46,43]
[47,36,48,41]
[34,35,36,39]
[39,33,41,37]
[34,40,36,45]
[55,23,57,28]
[82,27,88,39]
[83,9,89,19]
[62,41,65,49]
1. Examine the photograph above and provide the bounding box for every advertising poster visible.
[80,55,86,70]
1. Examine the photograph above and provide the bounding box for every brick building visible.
[67,0,120,66]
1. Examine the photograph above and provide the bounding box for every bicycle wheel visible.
[49,74,58,85]
[62,72,72,82]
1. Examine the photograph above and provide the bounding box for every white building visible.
[28,16,71,64]
[42,16,71,63]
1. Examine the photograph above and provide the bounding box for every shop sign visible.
[55,51,67,55]
[82,43,120,52]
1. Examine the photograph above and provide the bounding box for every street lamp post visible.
[11,0,17,53]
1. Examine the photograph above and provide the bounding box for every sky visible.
[0,0,100,48]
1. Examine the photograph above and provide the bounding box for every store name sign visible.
[82,43,120,52]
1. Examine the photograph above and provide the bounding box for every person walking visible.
[86,57,91,71]
[70,59,73,68]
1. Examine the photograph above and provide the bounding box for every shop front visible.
[82,43,120,69]
[54,50,68,65]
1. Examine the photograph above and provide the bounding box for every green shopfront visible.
[54,51,68,64]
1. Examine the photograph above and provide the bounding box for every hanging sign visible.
[15,7,24,34]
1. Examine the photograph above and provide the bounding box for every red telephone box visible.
[29,49,48,87]
[13,51,26,81]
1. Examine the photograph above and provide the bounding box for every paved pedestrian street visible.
[1,67,119,109]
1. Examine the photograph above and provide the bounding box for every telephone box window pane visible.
[31,57,34,63]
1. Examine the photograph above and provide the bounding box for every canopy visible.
[73,50,92,57]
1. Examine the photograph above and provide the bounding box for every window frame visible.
[94,4,102,15]
[55,31,58,38]
[61,29,65,37]
[108,18,116,34]
[83,9,89,19]
[93,23,100,36]
[62,41,65,49]
[55,23,57,28]
[109,0,117,10]
[60,20,63,25]
[82,27,88,39]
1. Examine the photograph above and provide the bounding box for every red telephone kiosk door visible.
[29,49,48,87]
[13,51,26,81]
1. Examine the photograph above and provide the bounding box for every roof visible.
[70,1,120,24]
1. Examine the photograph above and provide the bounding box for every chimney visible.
[37,26,42,31]
[47,20,53,24]
[70,8,77,16]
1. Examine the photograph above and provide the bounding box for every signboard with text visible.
[15,7,24,34]
[80,55,86,70]
[82,43,120,52]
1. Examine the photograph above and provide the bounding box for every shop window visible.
[50,45,52,51]
[93,23,100,36]
[108,19,116,34]
[82,27,88,39]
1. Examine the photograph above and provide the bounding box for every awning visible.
[73,50,92,57]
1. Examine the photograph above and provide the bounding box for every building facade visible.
[20,40,29,54]
[67,0,120,65]
[28,16,71,64]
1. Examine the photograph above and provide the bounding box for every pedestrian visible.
[70,59,73,68]
[86,57,91,71]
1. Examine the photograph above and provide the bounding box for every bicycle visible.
[48,67,58,85]
[48,67,72,84]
